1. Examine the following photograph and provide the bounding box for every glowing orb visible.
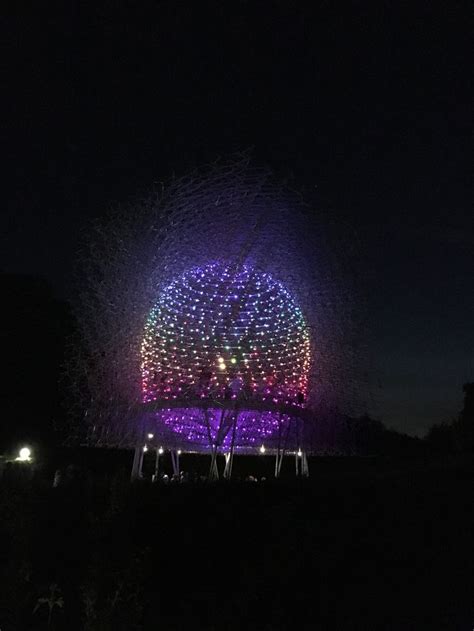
[141,263,310,449]
[17,447,32,462]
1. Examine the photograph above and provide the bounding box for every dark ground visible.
[0,453,472,630]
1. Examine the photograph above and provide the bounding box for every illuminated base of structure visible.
[131,443,310,481]
[140,399,308,454]
[133,400,311,480]
[132,419,310,482]
[85,399,311,480]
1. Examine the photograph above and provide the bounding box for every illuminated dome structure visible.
[72,157,364,478]
[141,263,310,452]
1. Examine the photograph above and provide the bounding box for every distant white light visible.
[297,448,302,457]
[17,447,31,462]
[177,450,182,455]
[147,433,154,439]
[158,447,164,455]
[143,445,148,452]
[259,444,266,454]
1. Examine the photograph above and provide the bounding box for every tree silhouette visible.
[425,383,474,453]
[454,382,474,452]
[33,583,64,627]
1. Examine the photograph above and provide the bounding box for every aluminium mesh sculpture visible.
[72,156,364,475]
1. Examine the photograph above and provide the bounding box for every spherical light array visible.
[142,263,310,405]
[141,263,310,447]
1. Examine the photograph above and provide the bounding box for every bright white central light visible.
[17,447,31,461]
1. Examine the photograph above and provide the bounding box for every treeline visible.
[304,382,474,457]
[424,382,474,453]
[1,452,472,629]
[304,410,423,457]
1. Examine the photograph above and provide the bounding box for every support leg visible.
[131,445,143,481]
[209,447,220,481]
[171,450,180,476]
[153,448,161,482]
[275,414,282,478]
[302,451,309,477]
[223,412,238,480]
[275,450,285,478]
[223,452,231,479]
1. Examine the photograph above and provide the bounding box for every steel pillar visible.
[295,450,309,477]
[301,451,309,477]
[153,448,161,482]
[209,446,220,480]
[131,444,144,481]
[170,450,180,476]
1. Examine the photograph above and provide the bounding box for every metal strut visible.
[208,407,225,480]
[170,450,180,476]
[274,412,293,478]
[131,444,143,480]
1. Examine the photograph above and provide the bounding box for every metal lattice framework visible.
[140,262,310,453]
[70,156,365,463]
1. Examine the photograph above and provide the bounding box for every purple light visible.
[146,407,296,452]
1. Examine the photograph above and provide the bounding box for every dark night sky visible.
[2,1,472,436]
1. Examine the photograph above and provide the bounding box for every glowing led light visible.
[17,447,31,462]
[147,433,154,439]
[259,444,266,454]
[297,448,302,457]
[143,445,148,452]
[158,447,164,455]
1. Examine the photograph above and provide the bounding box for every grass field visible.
[0,452,472,630]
